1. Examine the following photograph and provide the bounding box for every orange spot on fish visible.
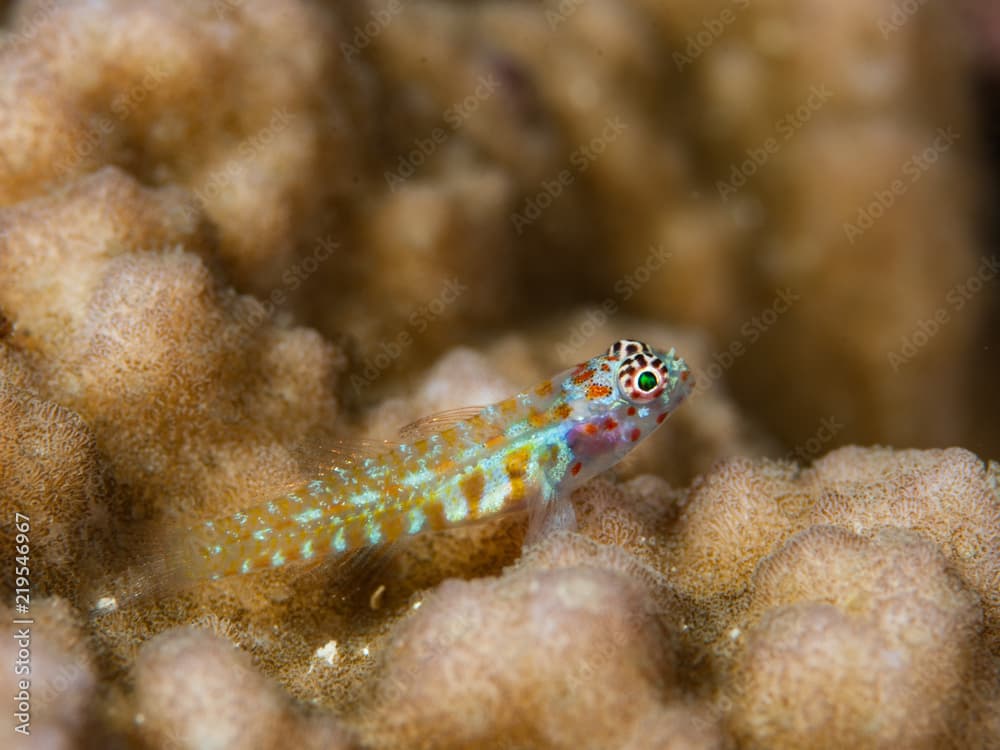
[504,446,532,504]
[485,435,506,450]
[435,459,456,475]
[499,398,519,415]
[587,384,612,399]
[600,363,610,372]
[571,462,582,476]
[680,370,690,382]
[422,500,448,531]
[553,403,571,420]
[584,423,598,436]
[529,410,547,428]
[345,519,369,549]
[572,368,595,385]
[460,470,485,518]
[534,380,553,397]
[379,508,406,542]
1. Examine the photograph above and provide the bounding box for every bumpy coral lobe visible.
[1,0,361,292]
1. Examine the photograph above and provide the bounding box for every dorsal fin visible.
[398,406,486,441]
[323,437,401,466]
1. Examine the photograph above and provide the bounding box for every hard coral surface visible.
[1,0,359,291]
[1,0,995,454]
[353,0,991,452]
[0,167,345,603]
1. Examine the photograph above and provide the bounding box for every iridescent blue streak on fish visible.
[169,339,694,583]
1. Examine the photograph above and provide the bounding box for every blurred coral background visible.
[0,1,997,748]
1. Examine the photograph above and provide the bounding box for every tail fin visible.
[85,522,203,617]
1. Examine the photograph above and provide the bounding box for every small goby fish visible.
[152,339,693,587]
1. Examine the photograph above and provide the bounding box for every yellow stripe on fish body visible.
[173,339,693,585]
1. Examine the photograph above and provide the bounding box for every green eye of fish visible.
[637,371,658,392]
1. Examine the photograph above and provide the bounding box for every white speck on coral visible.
[315,640,339,666]
[362,645,371,657]
[94,596,118,614]
[413,600,422,609]
[134,713,145,725]
[729,627,741,640]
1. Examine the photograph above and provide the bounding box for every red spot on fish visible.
[584,423,598,436]
[656,412,667,424]
[571,462,582,476]
[629,428,641,442]
[600,363,610,372]
[680,370,690,382]
[604,418,618,431]
[627,407,636,416]
[573,368,596,385]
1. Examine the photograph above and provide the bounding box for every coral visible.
[0,167,346,604]
[355,0,991,454]
[2,0,994,454]
[361,555,726,750]
[0,597,98,746]
[728,527,983,749]
[957,0,1000,67]
[0,0,361,292]
[133,627,358,750]
[0,377,112,598]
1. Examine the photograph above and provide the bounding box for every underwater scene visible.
[0,0,998,748]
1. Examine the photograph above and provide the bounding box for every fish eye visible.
[637,370,658,392]
[617,362,664,402]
